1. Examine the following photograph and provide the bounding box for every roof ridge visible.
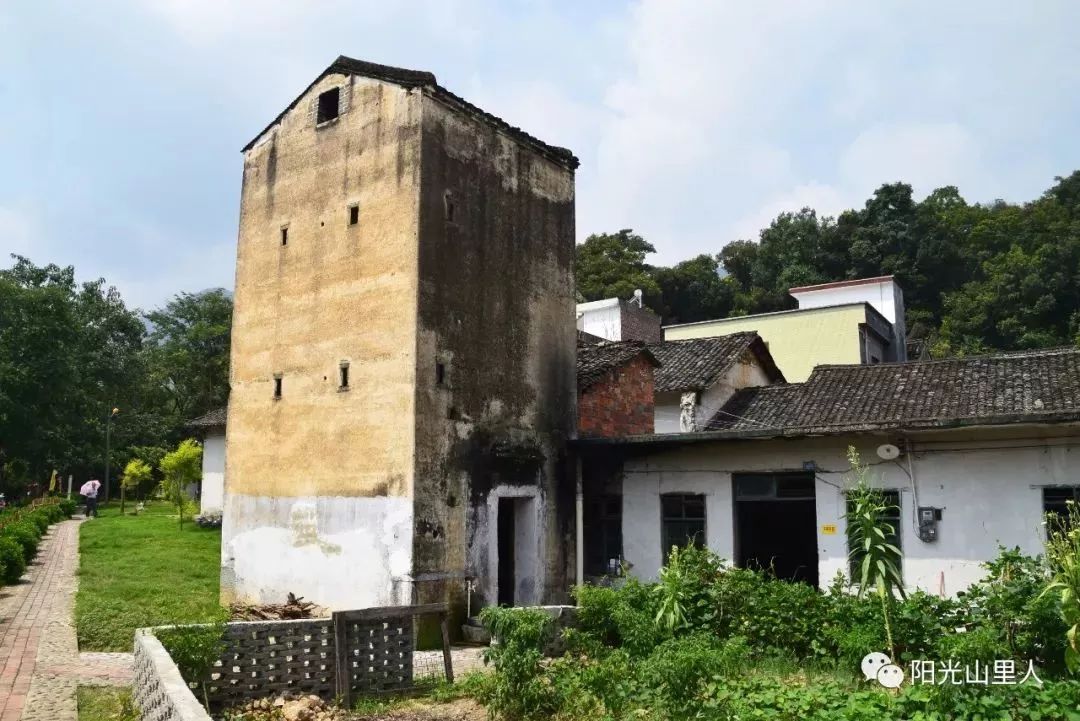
[809,345,1080,374]
[243,55,579,169]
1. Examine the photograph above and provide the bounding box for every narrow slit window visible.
[280,226,289,246]
[273,375,283,399]
[436,362,446,385]
[443,191,455,222]
[348,204,359,226]
[317,87,340,123]
[339,362,350,389]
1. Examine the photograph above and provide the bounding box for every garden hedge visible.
[0,497,76,584]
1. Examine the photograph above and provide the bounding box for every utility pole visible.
[104,407,119,505]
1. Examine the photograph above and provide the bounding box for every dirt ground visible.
[346,698,487,721]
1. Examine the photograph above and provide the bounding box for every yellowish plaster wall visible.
[664,305,867,381]
[228,74,422,498]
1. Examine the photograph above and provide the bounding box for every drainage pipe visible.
[576,456,584,589]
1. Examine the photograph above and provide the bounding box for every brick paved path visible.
[0,519,132,720]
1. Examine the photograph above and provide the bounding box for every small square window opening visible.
[317,87,341,124]
[348,205,359,226]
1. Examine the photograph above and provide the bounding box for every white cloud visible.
[840,122,981,198]
[583,0,1080,264]
[0,205,38,260]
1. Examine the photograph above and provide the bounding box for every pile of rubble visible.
[229,695,345,721]
[229,593,323,621]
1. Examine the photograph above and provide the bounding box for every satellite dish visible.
[876,443,901,461]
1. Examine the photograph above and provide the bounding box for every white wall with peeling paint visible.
[221,494,413,609]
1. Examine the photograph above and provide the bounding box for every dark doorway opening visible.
[497,498,516,605]
[734,472,818,586]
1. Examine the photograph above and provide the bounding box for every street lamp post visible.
[104,407,119,504]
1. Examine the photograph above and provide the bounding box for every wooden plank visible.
[439,613,454,684]
[336,603,448,622]
[332,611,350,706]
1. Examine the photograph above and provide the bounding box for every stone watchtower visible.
[223,57,578,618]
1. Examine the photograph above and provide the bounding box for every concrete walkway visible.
[0,519,132,720]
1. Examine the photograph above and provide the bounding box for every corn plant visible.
[844,446,905,658]
[1043,500,1080,674]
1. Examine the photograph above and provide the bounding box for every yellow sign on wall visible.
[821,524,837,535]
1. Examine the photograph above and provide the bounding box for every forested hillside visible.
[578,172,1080,356]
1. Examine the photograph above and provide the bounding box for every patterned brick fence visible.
[132,605,454,720]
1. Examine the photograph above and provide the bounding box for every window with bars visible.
[847,489,902,580]
[584,495,622,576]
[661,493,706,557]
[1044,487,1080,531]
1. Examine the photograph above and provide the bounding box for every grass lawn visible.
[76,502,222,651]
[76,686,138,721]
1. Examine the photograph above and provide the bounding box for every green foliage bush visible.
[155,616,228,710]
[0,498,76,585]
[0,536,26,583]
[477,544,1078,720]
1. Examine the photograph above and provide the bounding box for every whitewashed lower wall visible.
[622,430,1080,595]
[221,494,413,609]
[200,432,225,515]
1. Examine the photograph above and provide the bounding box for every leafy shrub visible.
[155,617,227,710]
[3,521,41,561]
[0,536,25,583]
[640,634,750,718]
[475,545,1077,720]
[952,546,1066,670]
[478,607,554,720]
[574,576,664,656]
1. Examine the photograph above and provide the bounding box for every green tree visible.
[159,439,202,529]
[119,458,152,514]
[576,230,661,303]
[143,289,232,430]
[0,257,145,488]
[652,255,735,324]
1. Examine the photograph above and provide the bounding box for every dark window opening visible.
[847,489,902,581]
[1044,487,1080,532]
[348,205,359,226]
[280,226,288,246]
[444,191,455,222]
[273,375,282,399]
[339,362,350,389]
[585,495,623,576]
[317,87,340,123]
[436,362,446,385]
[734,472,818,585]
[661,493,706,557]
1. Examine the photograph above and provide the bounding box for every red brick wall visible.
[578,354,656,438]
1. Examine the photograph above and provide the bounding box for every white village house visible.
[188,407,226,516]
[577,344,1080,595]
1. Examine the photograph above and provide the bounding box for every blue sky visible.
[2,1,1080,311]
